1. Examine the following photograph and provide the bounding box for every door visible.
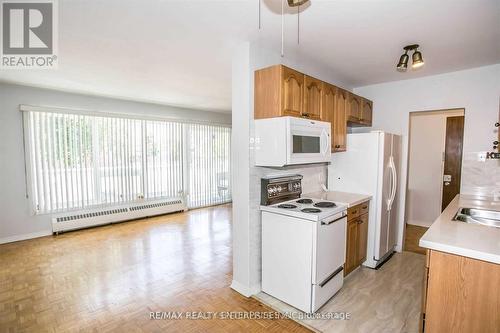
[441,116,464,211]
[344,219,358,276]
[361,99,373,126]
[321,83,336,150]
[387,135,401,251]
[281,66,304,117]
[347,93,362,122]
[375,133,393,260]
[333,89,348,151]
[303,75,322,120]
[356,214,368,265]
[314,213,346,284]
[288,119,331,165]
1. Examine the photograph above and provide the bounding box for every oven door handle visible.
[318,266,343,287]
[321,214,346,225]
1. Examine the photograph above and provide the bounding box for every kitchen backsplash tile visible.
[461,151,500,197]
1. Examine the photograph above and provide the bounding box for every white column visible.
[230,42,254,296]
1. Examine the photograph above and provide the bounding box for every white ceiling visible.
[1,0,498,112]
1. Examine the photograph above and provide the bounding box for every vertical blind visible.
[24,110,231,214]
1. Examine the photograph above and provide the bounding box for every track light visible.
[412,50,424,69]
[397,51,409,72]
[396,44,424,72]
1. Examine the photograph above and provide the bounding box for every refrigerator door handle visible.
[386,159,394,211]
[388,156,397,211]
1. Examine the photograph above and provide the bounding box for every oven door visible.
[311,210,346,312]
[287,119,331,165]
[313,211,347,284]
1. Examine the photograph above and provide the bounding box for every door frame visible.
[402,108,465,249]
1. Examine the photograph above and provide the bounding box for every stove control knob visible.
[276,186,282,193]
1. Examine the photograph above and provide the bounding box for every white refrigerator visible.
[328,131,401,268]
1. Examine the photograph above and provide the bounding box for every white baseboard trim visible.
[0,230,52,245]
[230,280,261,297]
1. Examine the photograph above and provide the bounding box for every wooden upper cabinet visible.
[321,83,336,150]
[347,93,362,122]
[303,75,322,120]
[360,98,373,126]
[254,65,304,119]
[333,89,348,152]
[282,66,304,117]
[254,64,374,134]
[321,82,335,122]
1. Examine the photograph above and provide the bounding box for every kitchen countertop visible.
[419,194,500,264]
[306,190,372,208]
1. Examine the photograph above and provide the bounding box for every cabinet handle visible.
[302,113,310,118]
[362,205,368,209]
[351,210,357,214]
[335,145,341,148]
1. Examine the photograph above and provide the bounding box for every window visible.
[23,109,231,214]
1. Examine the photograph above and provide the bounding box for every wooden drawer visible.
[347,205,361,221]
[359,201,369,216]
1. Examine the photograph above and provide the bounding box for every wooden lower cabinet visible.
[344,201,369,276]
[421,250,500,332]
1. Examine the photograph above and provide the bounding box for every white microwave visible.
[254,116,331,167]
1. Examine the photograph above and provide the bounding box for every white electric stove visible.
[260,175,348,313]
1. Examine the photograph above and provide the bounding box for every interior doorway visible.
[403,109,465,254]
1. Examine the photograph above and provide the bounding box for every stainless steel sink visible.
[454,208,500,228]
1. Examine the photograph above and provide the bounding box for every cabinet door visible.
[347,93,362,122]
[361,98,373,126]
[303,75,322,120]
[333,89,348,152]
[321,83,336,150]
[344,219,358,276]
[356,214,368,265]
[281,66,304,117]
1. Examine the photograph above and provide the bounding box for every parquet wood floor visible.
[0,205,311,333]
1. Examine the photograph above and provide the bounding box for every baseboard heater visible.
[51,198,186,234]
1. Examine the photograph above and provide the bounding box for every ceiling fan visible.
[287,0,310,6]
[258,0,311,56]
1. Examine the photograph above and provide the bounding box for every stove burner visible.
[314,201,336,208]
[278,204,297,209]
[296,198,313,204]
[301,208,322,213]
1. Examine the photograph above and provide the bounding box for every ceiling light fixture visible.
[258,0,311,57]
[287,0,309,7]
[396,44,424,72]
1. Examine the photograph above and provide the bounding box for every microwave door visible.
[288,129,323,164]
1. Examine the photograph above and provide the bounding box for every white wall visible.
[231,41,353,296]
[354,64,500,249]
[407,110,464,227]
[0,82,231,243]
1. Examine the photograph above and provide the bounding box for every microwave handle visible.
[321,130,329,155]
